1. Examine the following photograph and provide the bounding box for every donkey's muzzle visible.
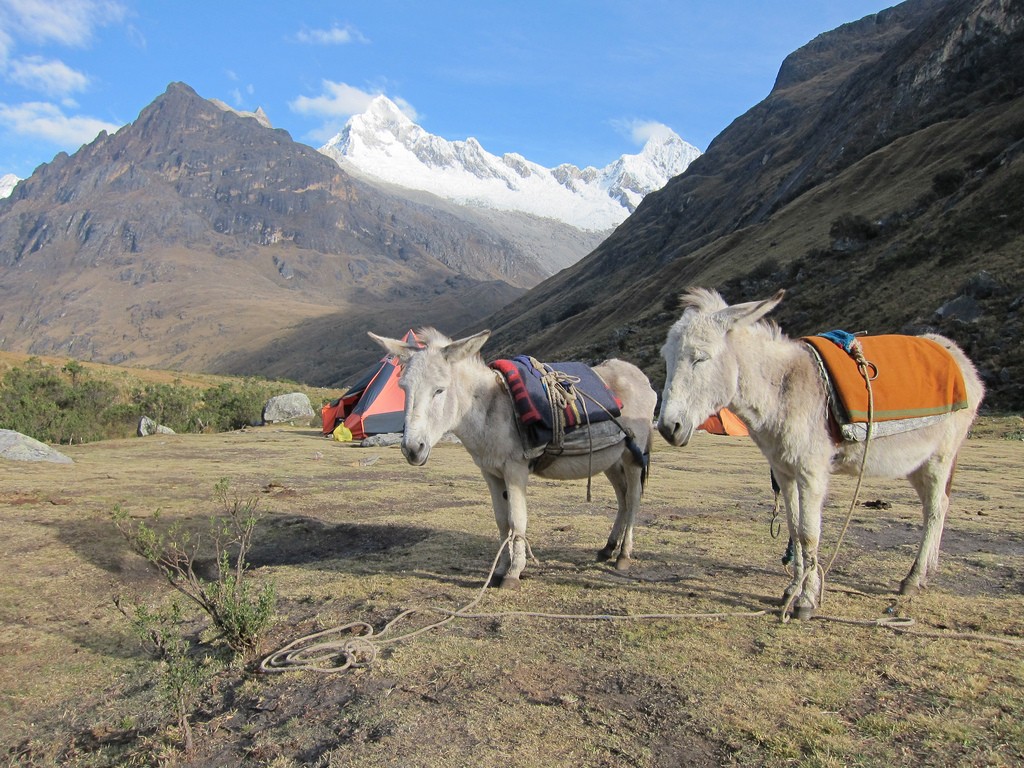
[657,418,692,447]
[401,439,430,466]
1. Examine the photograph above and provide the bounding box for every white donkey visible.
[657,288,984,619]
[370,328,657,588]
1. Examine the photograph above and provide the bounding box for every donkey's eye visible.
[433,387,446,398]
[692,353,709,366]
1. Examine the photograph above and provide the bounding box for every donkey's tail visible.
[625,432,650,492]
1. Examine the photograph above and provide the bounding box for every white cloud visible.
[295,24,366,46]
[612,118,676,147]
[0,0,127,47]
[8,55,88,96]
[290,80,418,121]
[289,80,377,118]
[0,100,120,147]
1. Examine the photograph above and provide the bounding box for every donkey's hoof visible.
[614,555,631,572]
[898,578,922,596]
[488,573,506,588]
[596,546,616,562]
[791,604,816,621]
[499,575,522,590]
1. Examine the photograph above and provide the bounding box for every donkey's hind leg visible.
[900,455,955,594]
[597,460,638,571]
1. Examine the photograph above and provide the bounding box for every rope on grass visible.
[261,480,1024,672]
[259,532,767,674]
[811,614,1024,648]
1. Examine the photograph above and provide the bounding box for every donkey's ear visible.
[444,330,491,362]
[368,331,418,362]
[719,289,784,328]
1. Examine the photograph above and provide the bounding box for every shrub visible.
[113,596,210,755]
[829,213,880,244]
[112,478,276,659]
[932,168,966,197]
[196,380,273,432]
[0,358,307,443]
[0,358,122,443]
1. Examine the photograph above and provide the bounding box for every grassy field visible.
[2,420,1022,767]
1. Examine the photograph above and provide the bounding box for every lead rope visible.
[260,507,1024,674]
[781,340,877,622]
[259,531,768,673]
[260,531,519,673]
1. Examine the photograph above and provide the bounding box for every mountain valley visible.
[0,0,1020,411]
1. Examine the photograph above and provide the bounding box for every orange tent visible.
[321,330,421,439]
[698,408,749,436]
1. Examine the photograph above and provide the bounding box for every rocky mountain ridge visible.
[475,0,1024,411]
[0,83,546,384]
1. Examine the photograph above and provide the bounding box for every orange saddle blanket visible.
[803,334,969,423]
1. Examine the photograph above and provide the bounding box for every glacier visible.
[319,96,701,232]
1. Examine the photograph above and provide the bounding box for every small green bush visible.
[0,358,121,443]
[112,478,276,659]
[829,213,880,244]
[114,596,210,755]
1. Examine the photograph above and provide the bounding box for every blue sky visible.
[0,0,898,179]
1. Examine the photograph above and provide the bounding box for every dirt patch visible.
[251,516,433,566]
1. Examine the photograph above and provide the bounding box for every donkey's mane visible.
[678,288,786,342]
[678,287,728,313]
[415,327,453,347]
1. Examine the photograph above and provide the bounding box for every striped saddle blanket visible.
[490,355,623,454]
[804,331,969,441]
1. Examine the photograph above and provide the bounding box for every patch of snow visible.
[0,173,21,199]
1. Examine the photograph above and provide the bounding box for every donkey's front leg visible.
[777,473,803,601]
[499,465,531,589]
[483,471,511,587]
[776,471,825,619]
[788,476,827,620]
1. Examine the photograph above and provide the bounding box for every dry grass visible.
[1,423,1022,767]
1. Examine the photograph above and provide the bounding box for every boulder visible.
[262,393,315,424]
[935,295,982,323]
[0,429,73,463]
[138,416,176,437]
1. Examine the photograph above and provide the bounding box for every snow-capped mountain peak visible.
[319,96,700,231]
[0,173,20,199]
